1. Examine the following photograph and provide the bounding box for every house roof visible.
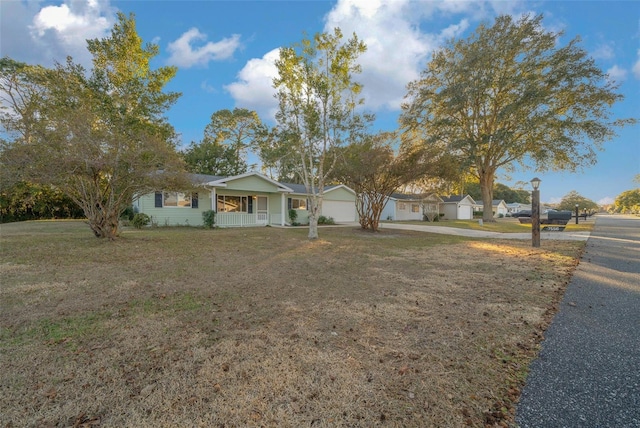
[187,172,354,195]
[441,195,476,204]
[388,193,442,202]
[189,173,224,184]
[280,182,355,195]
[390,193,423,201]
[474,200,507,207]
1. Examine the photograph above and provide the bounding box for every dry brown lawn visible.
[0,220,584,427]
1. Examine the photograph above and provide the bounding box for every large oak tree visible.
[0,13,186,239]
[400,14,632,222]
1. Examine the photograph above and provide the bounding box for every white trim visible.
[281,193,285,226]
[324,184,356,195]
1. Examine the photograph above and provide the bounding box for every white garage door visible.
[322,201,357,223]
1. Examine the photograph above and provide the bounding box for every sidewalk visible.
[378,221,591,241]
[516,214,640,427]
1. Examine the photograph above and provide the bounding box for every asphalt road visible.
[516,215,640,427]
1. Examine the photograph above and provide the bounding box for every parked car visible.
[510,210,532,218]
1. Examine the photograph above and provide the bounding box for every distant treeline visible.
[0,182,84,223]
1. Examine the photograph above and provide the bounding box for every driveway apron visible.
[516,215,640,427]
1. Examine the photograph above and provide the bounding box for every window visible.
[217,195,249,212]
[289,198,307,210]
[163,192,192,207]
[411,204,420,213]
[398,202,406,210]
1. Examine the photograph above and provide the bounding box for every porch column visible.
[281,193,285,226]
[211,188,216,211]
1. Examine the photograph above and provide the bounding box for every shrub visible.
[120,206,135,221]
[202,210,216,229]
[318,215,335,225]
[288,209,298,226]
[131,213,151,229]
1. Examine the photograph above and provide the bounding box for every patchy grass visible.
[395,217,595,233]
[0,220,585,427]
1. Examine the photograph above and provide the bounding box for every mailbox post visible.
[531,177,541,248]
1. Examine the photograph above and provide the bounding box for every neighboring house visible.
[134,172,358,227]
[439,195,476,220]
[380,193,443,221]
[381,193,423,221]
[473,200,509,217]
[506,203,531,214]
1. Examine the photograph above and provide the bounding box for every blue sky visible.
[1,0,638,204]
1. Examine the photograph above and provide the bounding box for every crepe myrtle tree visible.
[332,131,454,232]
[400,14,633,222]
[271,28,371,239]
[0,13,187,239]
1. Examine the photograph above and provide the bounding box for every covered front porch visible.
[205,173,293,228]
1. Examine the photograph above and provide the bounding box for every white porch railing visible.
[216,213,258,227]
[215,212,287,227]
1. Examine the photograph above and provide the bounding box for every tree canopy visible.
[462,181,530,204]
[557,190,598,212]
[0,13,186,239]
[400,14,632,222]
[182,108,266,177]
[271,28,371,239]
[614,189,640,214]
[332,132,428,231]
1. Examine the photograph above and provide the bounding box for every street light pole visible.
[531,177,541,248]
[575,203,579,225]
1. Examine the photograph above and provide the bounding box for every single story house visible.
[506,203,531,214]
[439,195,476,220]
[134,172,358,227]
[380,193,443,221]
[473,200,509,217]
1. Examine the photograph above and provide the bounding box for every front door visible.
[257,196,268,225]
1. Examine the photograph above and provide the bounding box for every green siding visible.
[325,186,356,202]
[136,192,212,226]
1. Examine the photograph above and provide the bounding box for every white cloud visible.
[224,49,281,120]
[598,196,614,205]
[592,42,615,60]
[606,65,628,83]
[167,28,241,68]
[633,50,640,80]
[200,80,217,94]
[323,0,477,111]
[28,0,115,64]
[226,0,529,117]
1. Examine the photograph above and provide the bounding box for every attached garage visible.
[321,185,357,223]
[322,200,356,223]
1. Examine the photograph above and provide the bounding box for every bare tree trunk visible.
[307,196,320,239]
[480,171,496,222]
